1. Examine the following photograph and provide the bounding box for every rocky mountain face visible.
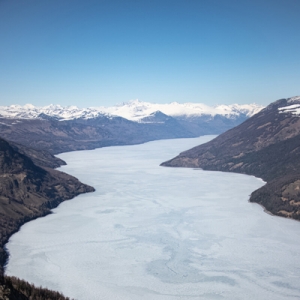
[0,137,94,275]
[161,96,300,220]
[0,101,263,155]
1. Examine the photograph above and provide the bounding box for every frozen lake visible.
[5,136,300,299]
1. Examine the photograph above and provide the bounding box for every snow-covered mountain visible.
[100,100,263,121]
[0,104,108,121]
[0,100,263,122]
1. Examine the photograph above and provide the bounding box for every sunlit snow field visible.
[5,136,300,300]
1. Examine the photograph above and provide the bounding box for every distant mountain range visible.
[162,96,300,220]
[0,100,263,121]
[0,100,263,154]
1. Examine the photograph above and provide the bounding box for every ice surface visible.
[5,136,300,300]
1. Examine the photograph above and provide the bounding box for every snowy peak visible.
[214,104,263,118]
[97,100,155,121]
[0,100,264,122]
[287,96,300,103]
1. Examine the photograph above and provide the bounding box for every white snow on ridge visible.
[278,96,300,116]
[287,96,300,103]
[278,103,300,116]
[0,100,263,121]
[97,100,263,121]
[0,104,109,121]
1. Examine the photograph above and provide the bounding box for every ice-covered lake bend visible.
[5,136,300,300]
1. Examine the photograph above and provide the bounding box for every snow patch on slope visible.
[278,104,300,116]
[278,96,300,116]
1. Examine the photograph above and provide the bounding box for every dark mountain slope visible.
[10,141,66,169]
[174,113,249,136]
[0,275,72,300]
[0,138,94,275]
[161,97,300,220]
[0,114,195,154]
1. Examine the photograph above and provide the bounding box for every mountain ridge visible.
[0,100,263,121]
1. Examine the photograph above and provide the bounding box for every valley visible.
[1,97,299,299]
[2,0,299,298]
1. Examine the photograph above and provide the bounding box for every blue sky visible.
[0,0,299,107]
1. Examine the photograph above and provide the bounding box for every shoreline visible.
[162,161,300,222]
[0,187,94,299]
[2,210,52,273]
[1,190,94,275]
